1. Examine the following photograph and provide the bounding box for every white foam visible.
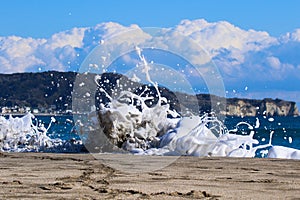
[0,113,83,153]
[268,117,275,122]
[268,146,300,159]
[0,113,54,152]
[95,46,291,159]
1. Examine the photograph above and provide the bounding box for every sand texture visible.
[1,152,300,199]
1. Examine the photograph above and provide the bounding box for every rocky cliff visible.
[223,98,299,117]
[174,93,299,117]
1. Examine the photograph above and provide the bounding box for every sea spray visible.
[0,113,54,152]
[95,74,279,157]
[93,46,280,158]
[268,145,300,159]
[0,113,83,152]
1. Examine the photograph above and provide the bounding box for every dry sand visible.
[0,152,300,199]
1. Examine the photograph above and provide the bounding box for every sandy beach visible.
[1,152,300,199]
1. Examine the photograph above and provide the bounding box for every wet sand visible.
[1,152,300,199]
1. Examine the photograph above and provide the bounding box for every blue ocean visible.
[36,115,300,156]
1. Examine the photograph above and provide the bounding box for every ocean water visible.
[36,115,80,142]
[36,115,300,147]
[224,116,300,157]
[26,115,299,157]
[1,109,300,158]
[226,116,300,147]
[35,114,300,149]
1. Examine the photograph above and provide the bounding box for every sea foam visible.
[92,47,300,159]
[0,113,83,153]
[0,113,54,152]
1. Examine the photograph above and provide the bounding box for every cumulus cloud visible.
[173,19,277,53]
[46,27,86,50]
[281,29,300,42]
[0,19,299,95]
[0,36,46,72]
[0,22,145,73]
[266,56,281,69]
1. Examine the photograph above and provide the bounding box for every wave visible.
[78,46,300,159]
[0,113,84,153]
[1,46,299,160]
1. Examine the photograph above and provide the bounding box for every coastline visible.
[0,113,71,117]
[1,153,300,199]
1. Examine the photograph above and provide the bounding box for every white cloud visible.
[290,29,300,41]
[173,19,277,53]
[0,22,145,73]
[46,27,86,50]
[266,56,281,69]
[0,19,299,93]
[0,36,46,72]
[281,29,300,42]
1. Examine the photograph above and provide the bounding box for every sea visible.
[32,114,300,157]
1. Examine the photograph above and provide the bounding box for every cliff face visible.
[225,100,258,117]
[223,98,299,117]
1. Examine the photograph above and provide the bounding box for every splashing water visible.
[0,113,83,152]
[95,46,180,151]
[0,113,54,152]
[94,46,300,159]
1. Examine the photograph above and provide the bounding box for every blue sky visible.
[1,0,300,38]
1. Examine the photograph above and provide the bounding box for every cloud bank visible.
[0,19,299,102]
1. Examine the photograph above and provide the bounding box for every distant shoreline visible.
[1,113,71,117]
[2,112,300,119]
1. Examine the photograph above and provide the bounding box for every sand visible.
[0,152,300,199]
